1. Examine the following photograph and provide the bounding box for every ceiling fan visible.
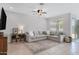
[32,3,47,16]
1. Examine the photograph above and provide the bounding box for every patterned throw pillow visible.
[38,31,42,35]
[50,31,54,35]
[34,31,39,36]
[42,31,47,35]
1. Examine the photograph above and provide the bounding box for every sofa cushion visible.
[34,31,39,36]
[36,35,47,37]
[30,36,37,39]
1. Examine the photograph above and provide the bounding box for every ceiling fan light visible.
[33,3,47,16]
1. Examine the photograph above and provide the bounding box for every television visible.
[0,7,7,30]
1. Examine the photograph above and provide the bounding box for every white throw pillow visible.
[29,31,34,36]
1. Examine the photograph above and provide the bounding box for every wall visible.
[1,10,47,42]
[46,13,72,36]
[1,10,76,42]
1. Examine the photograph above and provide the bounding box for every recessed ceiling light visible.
[9,6,14,10]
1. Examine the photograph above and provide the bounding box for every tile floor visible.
[8,39,79,55]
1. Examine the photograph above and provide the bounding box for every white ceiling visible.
[1,3,79,18]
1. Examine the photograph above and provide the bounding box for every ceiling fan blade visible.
[42,12,47,14]
[32,10,36,12]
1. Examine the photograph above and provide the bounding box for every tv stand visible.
[0,32,7,55]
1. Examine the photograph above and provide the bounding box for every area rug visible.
[25,40,60,54]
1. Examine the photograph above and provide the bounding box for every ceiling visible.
[0,3,79,18]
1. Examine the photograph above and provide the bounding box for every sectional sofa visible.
[26,31,65,43]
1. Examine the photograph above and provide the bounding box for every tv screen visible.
[0,7,7,30]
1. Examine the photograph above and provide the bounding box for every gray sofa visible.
[26,31,65,42]
[26,31,47,42]
[48,35,65,42]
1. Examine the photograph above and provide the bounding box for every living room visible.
[0,3,79,55]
